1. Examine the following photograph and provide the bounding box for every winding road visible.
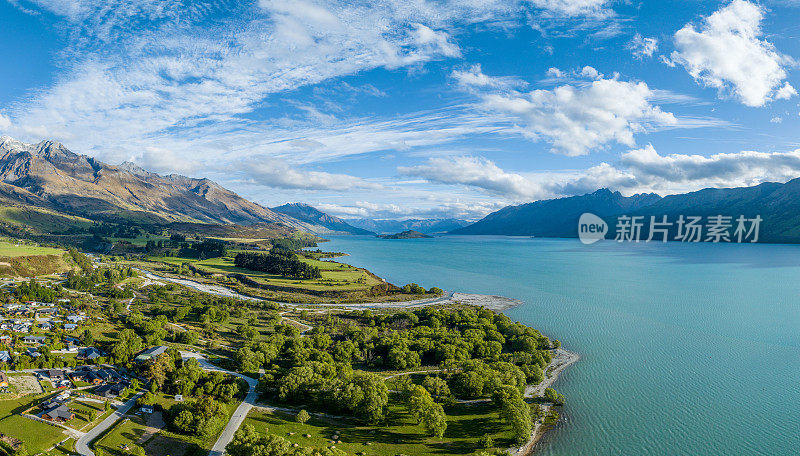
[178,351,261,456]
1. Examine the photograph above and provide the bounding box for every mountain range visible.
[271,203,374,235]
[452,189,661,237]
[346,218,469,234]
[0,137,367,236]
[452,181,800,243]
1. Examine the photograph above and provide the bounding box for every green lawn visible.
[67,399,109,430]
[0,393,69,454]
[242,400,516,456]
[94,415,150,456]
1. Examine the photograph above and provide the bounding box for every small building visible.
[38,322,52,330]
[70,370,102,385]
[42,404,74,422]
[140,406,153,414]
[0,334,11,345]
[95,382,127,398]
[63,323,78,331]
[48,369,66,382]
[0,351,10,363]
[23,335,45,344]
[135,345,169,363]
[174,394,183,402]
[66,315,85,323]
[77,347,102,360]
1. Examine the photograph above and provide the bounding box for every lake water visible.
[322,235,800,456]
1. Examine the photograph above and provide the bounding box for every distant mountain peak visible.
[272,202,374,235]
[117,161,153,177]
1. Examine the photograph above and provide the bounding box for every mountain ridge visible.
[271,203,375,235]
[451,180,800,243]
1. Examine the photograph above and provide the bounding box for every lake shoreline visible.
[513,348,580,456]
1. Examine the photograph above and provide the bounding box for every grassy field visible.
[160,254,382,292]
[0,238,64,256]
[0,205,93,234]
[242,399,516,456]
[0,392,69,454]
[94,393,239,456]
[94,415,151,455]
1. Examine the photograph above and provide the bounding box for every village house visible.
[95,381,128,398]
[0,334,11,345]
[23,335,44,344]
[70,370,102,385]
[48,369,67,382]
[42,404,74,422]
[135,345,169,362]
[0,351,10,363]
[77,347,102,360]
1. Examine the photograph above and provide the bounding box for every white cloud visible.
[396,145,800,203]
[398,156,552,198]
[316,200,505,220]
[628,33,658,59]
[476,69,678,156]
[770,116,783,123]
[451,64,527,90]
[669,0,796,107]
[527,0,613,18]
[617,144,800,192]
[246,157,383,191]
[0,114,11,131]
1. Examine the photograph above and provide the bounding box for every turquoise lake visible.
[322,235,800,456]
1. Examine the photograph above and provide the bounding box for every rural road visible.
[75,392,143,456]
[178,351,261,456]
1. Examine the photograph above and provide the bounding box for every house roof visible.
[44,404,73,420]
[135,345,169,361]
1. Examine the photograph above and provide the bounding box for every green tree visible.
[296,409,310,424]
[478,433,494,449]
[492,385,532,444]
[407,385,447,438]
[543,387,564,405]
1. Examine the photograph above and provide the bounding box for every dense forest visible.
[234,247,322,279]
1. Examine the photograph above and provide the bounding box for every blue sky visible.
[1,0,800,220]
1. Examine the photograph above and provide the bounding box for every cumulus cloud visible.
[669,0,796,107]
[397,146,800,202]
[628,33,658,59]
[475,68,678,156]
[316,200,505,220]
[398,156,551,198]
[617,144,800,192]
[246,157,383,191]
